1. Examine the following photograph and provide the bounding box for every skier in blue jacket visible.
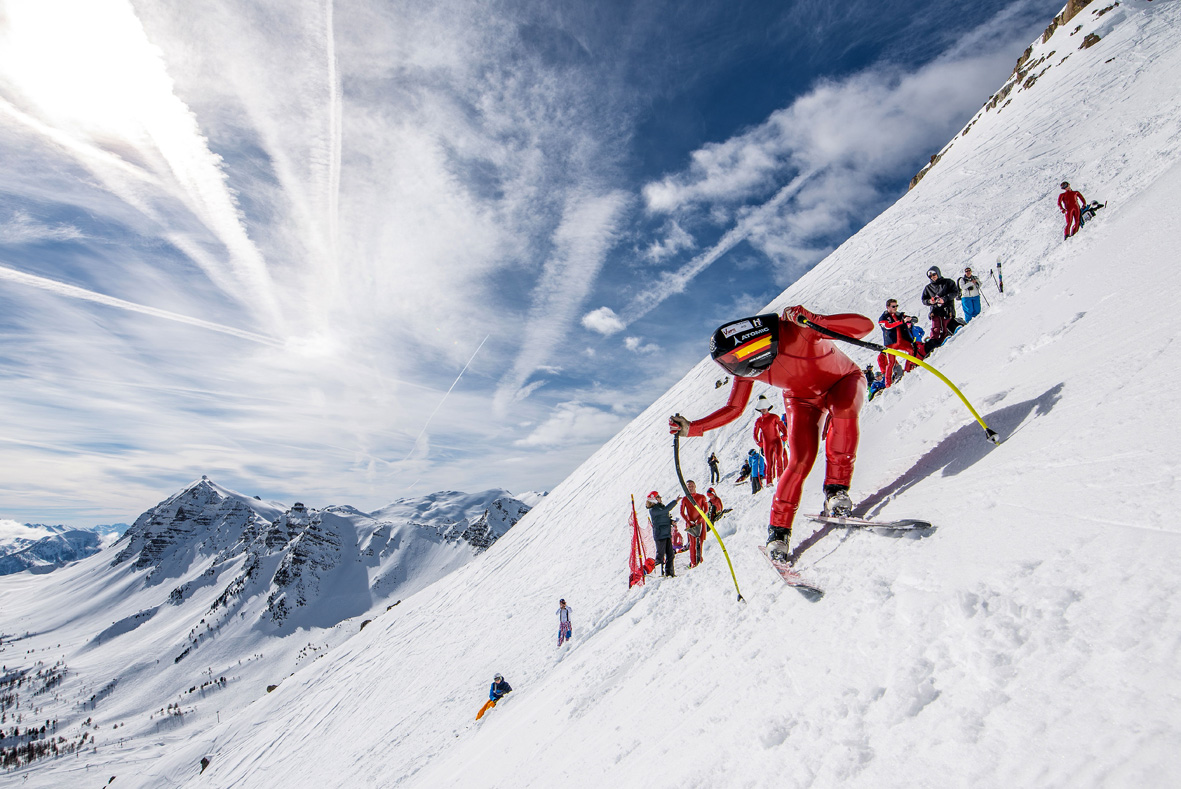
[748,449,766,494]
[490,674,512,701]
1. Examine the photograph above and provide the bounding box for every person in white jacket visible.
[957,266,984,323]
[556,599,572,646]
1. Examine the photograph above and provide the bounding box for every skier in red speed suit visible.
[752,396,788,484]
[670,306,874,563]
[1057,181,1086,239]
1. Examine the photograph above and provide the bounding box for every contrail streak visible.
[0,262,285,347]
[623,168,818,324]
[401,334,490,463]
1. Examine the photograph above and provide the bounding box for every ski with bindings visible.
[805,514,934,531]
[758,546,824,598]
[994,258,1004,293]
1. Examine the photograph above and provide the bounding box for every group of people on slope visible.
[867,263,988,396]
[643,482,725,578]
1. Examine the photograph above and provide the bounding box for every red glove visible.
[783,305,818,326]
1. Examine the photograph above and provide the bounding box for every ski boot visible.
[822,484,853,518]
[766,526,792,564]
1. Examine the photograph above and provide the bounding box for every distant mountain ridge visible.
[0,523,120,576]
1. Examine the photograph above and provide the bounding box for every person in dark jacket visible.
[707,452,721,484]
[921,266,961,346]
[477,673,513,719]
[645,490,681,577]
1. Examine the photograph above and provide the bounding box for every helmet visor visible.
[710,314,779,378]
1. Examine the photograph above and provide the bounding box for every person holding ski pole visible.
[1058,181,1086,239]
[645,490,680,577]
[669,305,874,563]
[556,599,572,647]
[753,395,788,484]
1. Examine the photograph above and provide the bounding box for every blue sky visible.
[0,0,1061,524]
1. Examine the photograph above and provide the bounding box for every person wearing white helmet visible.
[645,490,681,577]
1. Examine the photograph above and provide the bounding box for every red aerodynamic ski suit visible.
[680,492,708,567]
[1058,187,1086,238]
[675,307,873,531]
[753,411,788,484]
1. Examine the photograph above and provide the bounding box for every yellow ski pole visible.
[673,434,744,602]
[798,317,999,444]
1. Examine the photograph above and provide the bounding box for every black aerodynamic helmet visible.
[710,313,779,378]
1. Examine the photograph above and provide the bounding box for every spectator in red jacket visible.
[670,306,873,563]
[679,480,709,568]
[707,487,725,521]
[877,299,918,387]
[1058,181,1086,239]
[753,395,788,484]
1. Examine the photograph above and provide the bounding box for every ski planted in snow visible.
[758,546,824,599]
[806,514,934,531]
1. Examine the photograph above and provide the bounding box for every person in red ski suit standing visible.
[876,298,917,387]
[752,396,788,484]
[1058,181,1086,239]
[670,306,874,563]
[680,480,709,568]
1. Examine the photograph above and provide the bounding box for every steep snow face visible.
[9,3,1181,787]
[0,481,531,780]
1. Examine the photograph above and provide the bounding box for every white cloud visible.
[0,519,50,542]
[514,402,627,449]
[0,210,83,243]
[626,5,1039,321]
[624,336,660,354]
[643,221,696,262]
[581,306,626,335]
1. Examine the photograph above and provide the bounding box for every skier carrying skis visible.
[1058,181,1086,239]
[556,600,572,647]
[706,487,725,521]
[670,305,874,563]
[680,480,709,568]
[753,394,788,484]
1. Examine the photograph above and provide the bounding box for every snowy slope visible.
[10,2,1181,786]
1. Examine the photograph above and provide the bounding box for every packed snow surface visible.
[6,2,1181,786]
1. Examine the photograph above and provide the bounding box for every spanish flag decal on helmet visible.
[710,313,779,378]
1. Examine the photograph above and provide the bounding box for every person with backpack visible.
[1058,181,1087,239]
[645,490,681,577]
[669,305,874,564]
[679,480,709,568]
[556,600,572,647]
[753,395,788,484]
[922,266,961,347]
[957,267,984,323]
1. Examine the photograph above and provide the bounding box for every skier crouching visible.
[670,306,874,563]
